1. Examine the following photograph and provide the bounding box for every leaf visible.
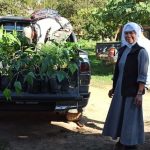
[33,54,40,60]
[14,81,22,94]
[125,8,132,13]
[24,72,35,85]
[14,61,21,71]
[24,48,34,54]
[3,88,11,101]
[41,59,48,73]
[68,63,78,74]
[56,71,66,82]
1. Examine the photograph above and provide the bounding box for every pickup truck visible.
[0,16,91,121]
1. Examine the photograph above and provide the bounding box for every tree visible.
[0,0,32,16]
[95,0,150,40]
[55,0,107,39]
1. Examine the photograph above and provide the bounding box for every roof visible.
[0,16,31,22]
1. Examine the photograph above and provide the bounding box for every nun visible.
[102,22,149,150]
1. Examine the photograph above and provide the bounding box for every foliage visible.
[0,28,21,75]
[83,8,104,40]
[0,0,28,16]
[39,42,80,82]
[26,42,80,84]
[57,0,107,40]
[0,30,80,100]
[0,28,22,100]
[78,39,96,49]
[95,0,150,40]
[0,0,107,40]
[1,0,150,41]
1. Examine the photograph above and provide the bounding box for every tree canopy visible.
[0,0,150,41]
[94,0,150,40]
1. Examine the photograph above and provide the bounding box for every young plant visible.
[0,28,22,100]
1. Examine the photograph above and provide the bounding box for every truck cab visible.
[0,16,31,32]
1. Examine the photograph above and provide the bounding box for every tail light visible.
[80,62,90,73]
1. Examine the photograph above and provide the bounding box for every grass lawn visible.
[82,47,114,88]
[90,75,113,88]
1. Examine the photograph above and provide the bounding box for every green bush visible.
[78,39,96,49]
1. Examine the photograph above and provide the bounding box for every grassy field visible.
[81,42,114,88]
[90,75,113,88]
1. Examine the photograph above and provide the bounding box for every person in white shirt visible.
[23,16,73,45]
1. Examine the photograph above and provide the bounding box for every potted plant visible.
[39,42,80,92]
[0,28,23,100]
[0,27,81,99]
[0,27,37,99]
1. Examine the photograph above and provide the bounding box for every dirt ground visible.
[0,85,150,150]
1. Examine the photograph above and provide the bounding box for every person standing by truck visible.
[102,22,149,150]
[23,9,73,45]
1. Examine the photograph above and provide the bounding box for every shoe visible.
[113,142,124,150]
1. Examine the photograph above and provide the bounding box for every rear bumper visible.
[0,92,90,111]
[0,92,83,102]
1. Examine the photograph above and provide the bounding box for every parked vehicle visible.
[0,16,31,32]
[96,42,121,64]
[0,16,91,121]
